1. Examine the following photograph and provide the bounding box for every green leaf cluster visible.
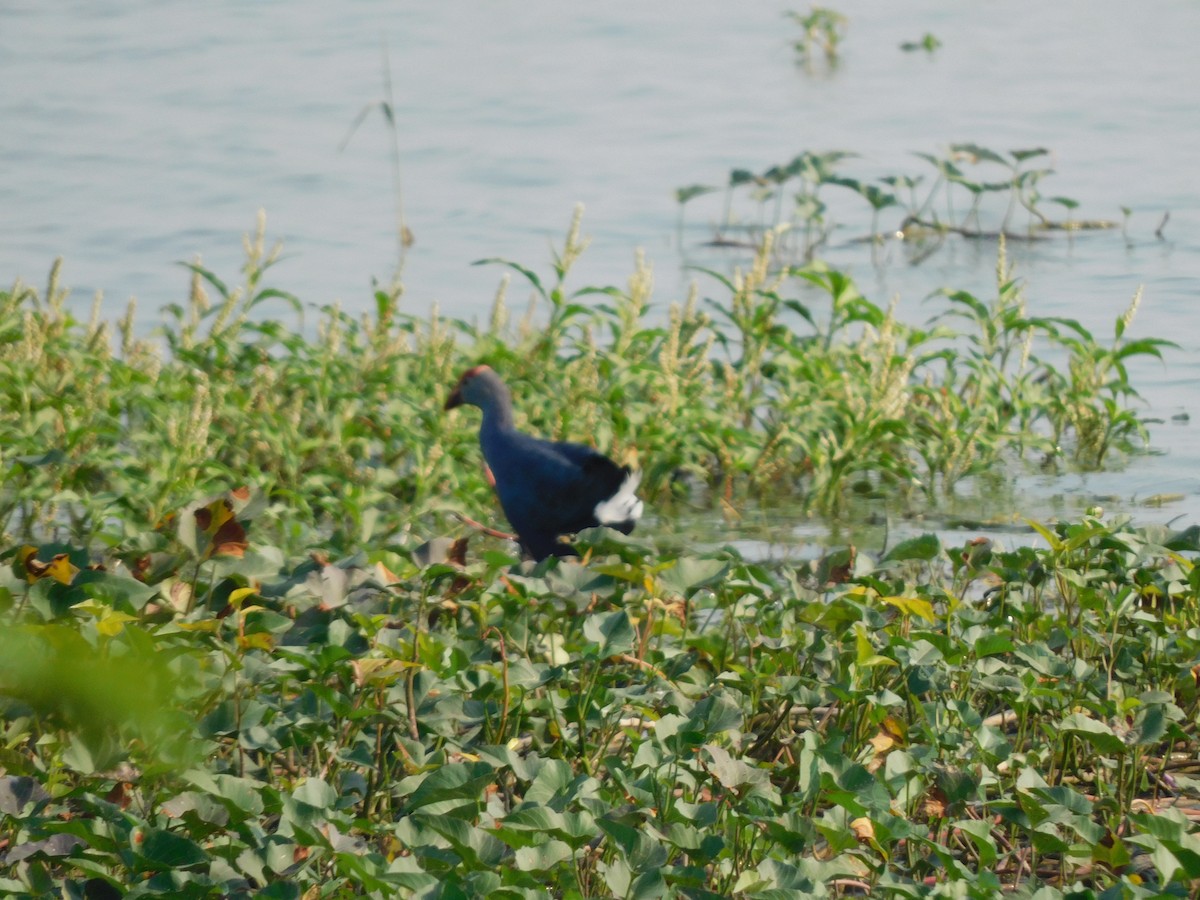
[4,507,1200,896]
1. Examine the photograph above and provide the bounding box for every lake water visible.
[3,0,1199,549]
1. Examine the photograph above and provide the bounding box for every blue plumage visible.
[445,365,643,560]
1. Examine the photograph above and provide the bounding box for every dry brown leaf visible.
[850,817,875,843]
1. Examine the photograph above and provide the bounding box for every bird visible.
[444,365,643,561]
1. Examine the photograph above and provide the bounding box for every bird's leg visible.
[453,511,516,541]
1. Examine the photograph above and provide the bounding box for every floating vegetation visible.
[677,144,1122,264]
[900,33,943,54]
[5,494,1200,895]
[789,6,848,71]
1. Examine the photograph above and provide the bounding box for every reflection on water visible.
[2,0,1198,537]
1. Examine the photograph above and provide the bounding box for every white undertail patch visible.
[594,470,644,525]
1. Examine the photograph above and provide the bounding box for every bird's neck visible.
[480,399,515,434]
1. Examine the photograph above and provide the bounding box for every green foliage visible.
[900,33,942,53]
[789,7,848,69]
[0,214,1167,557]
[682,142,1121,260]
[5,501,1200,895]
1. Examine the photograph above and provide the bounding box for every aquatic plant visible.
[678,142,1120,263]
[789,6,848,71]
[5,500,1200,895]
[0,213,1166,558]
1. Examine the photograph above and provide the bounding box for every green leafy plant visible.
[0,212,1167,558]
[789,6,848,70]
[5,495,1200,896]
[680,142,1119,262]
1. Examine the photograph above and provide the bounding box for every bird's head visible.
[445,364,502,411]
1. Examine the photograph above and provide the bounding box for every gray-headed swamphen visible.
[445,365,643,560]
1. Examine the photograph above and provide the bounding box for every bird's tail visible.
[593,469,644,530]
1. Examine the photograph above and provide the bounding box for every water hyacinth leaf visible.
[658,557,729,596]
[1090,829,1132,871]
[882,533,941,563]
[185,771,266,818]
[704,743,766,789]
[514,839,573,872]
[419,813,509,868]
[582,609,635,657]
[76,570,157,612]
[0,776,50,815]
[292,777,338,810]
[397,761,497,815]
[598,819,668,872]
[1029,824,1070,855]
[5,833,86,864]
[744,858,822,893]
[599,857,632,897]
[629,870,668,900]
[135,828,209,868]
[687,693,743,736]
[1129,702,1171,746]
[160,790,231,827]
[523,758,576,804]
[974,633,1014,657]
[950,818,998,867]
[1060,712,1126,755]
[495,808,597,848]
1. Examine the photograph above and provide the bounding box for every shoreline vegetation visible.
[0,210,1167,555]
[3,212,1199,897]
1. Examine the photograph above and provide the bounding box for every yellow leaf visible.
[238,632,274,651]
[228,587,259,608]
[868,730,895,755]
[868,716,907,758]
[96,610,139,637]
[881,595,937,623]
[850,817,875,842]
[22,549,80,585]
[175,619,223,633]
[881,715,907,742]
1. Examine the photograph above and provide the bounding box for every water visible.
[3,0,1199,547]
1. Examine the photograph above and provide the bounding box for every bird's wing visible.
[487,434,634,538]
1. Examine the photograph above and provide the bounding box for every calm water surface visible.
[3,1,1198,549]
